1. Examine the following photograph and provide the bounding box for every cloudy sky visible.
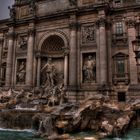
[0,0,14,19]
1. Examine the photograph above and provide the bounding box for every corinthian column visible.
[97,18,107,84]
[0,37,3,86]
[5,28,14,87]
[64,48,69,88]
[36,54,41,87]
[25,26,35,87]
[69,22,78,89]
[127,19,138,84]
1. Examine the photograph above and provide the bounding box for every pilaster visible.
[0,37,4,86]
[25,24,35,87]
[5,28,15,87]
[63,48,69,88]
[97,17,108,85]
[68,19,79,89]
[126,19,138,84]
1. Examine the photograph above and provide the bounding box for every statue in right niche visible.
[83,55,96,82]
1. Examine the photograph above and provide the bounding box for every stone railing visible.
[113,0,140,8]
[112,33,128,45]
[113,73,129,85]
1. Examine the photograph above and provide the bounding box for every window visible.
[112,53,129,84]
[136,24,140,36]
[116,22,123,35]
[114,0,122,6]
[116,59,125,77]
[118,92,126,102]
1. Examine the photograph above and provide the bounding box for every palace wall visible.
[0,0,140,102]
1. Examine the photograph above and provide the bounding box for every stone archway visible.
[36,32,69,88]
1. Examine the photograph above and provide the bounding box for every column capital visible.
[63,47,70,56]
[7,32,15,39]
[126,19,136,28]
[69,22,81,30]
[35,50,41,58]
[96,17,107,28]
[28,28,35,36]
[0,37,4,44]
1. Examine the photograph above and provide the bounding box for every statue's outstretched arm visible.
[41,64,47,72]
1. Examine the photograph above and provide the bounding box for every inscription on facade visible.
[20,6,29,17]
[82,0,95,4]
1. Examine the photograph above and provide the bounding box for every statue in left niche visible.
[8,5,16,20]
[16,61,26,84]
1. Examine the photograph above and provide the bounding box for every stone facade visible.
[0,0,140,102]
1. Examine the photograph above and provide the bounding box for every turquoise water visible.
[0,129,43,140]
[0,128,139,140]
[71,128,140,140]
[104,128,140,140]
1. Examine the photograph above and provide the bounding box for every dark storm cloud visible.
[0,0,14,19]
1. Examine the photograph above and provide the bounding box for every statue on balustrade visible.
[8,5,16,20]
[83,55,96,82]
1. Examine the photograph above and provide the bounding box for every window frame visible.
[112,53,129,84]
[114,0,123,6]
[115,21,124,35]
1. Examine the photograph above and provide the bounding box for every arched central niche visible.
[41,35,64,55]
[40,34,66,87]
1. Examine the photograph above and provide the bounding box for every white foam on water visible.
[113,138,122,140]
[0,128,33,133]
[15,105,37,111]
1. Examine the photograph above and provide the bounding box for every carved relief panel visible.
[17,35,28,51]
[16,59,26,84]
[20,6,30,18]
[82,53,96,83]
[81,24,96,45]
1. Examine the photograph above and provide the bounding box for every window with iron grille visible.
[136,24,140,36]
[116,58,125,77]
[113,53,129,79]
[116,22,123,35]
[114,0,122,6]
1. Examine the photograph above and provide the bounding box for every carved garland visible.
[126,19,136,28]
[81,24,96,44]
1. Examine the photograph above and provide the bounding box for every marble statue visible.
[16,61,26,83]
[8,6,16,20]
[41,58,56,87]
[83,55,96,82]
